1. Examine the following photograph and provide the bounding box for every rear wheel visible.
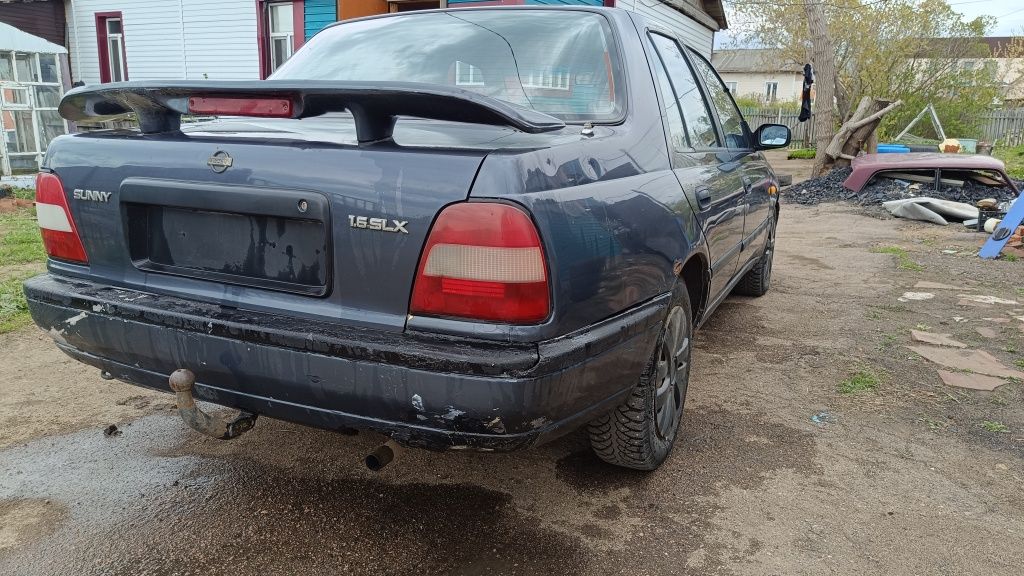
[733,216,776,297]
[587,292,692,470]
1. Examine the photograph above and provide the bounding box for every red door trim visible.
[95,11,127,83]
[256,0,304,79]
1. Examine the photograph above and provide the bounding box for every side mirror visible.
[754,124,791,150]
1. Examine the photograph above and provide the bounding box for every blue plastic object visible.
[878,144,912,153]
[979,191,1024,259]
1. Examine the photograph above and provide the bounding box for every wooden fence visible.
[739,107,815,149]
[740,106,1024,149]
[979,109,1024,147]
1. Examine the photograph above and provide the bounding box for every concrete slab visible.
[910,330,967,348]
[975,327,998,339]
[908,346,1024,379]
[937,370,1006,391]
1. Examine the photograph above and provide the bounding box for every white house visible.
[711,49,804,103]
[65,0,263,83]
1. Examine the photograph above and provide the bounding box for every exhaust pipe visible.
[365,440,404,471]
[168,369,257,440]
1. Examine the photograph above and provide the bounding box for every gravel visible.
[784,168,1022,206]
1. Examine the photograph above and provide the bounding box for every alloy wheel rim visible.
[655,307,689,440]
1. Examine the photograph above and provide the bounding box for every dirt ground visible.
[1,199,1023,575]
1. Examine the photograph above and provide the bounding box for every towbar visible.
[168,368,258,440]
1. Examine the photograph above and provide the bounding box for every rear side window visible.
[649,34,718,149]
[688,50,749,150]
[650,51,688,152]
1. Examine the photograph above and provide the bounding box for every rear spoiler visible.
[59,80,566,143]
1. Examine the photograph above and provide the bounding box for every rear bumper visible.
[24,274,665,451]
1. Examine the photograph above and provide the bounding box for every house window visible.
[455,61,484,86]
[96,13,128,83]
[269,3,295,73]
[523,69,571,91]
[725,81,737,94]
[0,49,67,175]
[765,81,778,102]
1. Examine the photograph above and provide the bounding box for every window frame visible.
[647,31,723,153]
[685,46,753,152]
[764,81,778,102]
[95,12,128,83]
[0,49,66,175]
[257,1,305,80]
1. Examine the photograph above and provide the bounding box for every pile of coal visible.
[784,169,1021,206]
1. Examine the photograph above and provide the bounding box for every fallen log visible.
[813,96,902,176]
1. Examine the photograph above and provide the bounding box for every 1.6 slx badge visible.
[348,215,409,234]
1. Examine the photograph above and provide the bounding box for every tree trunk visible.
[805,1,837,177]
[818,97,903,173]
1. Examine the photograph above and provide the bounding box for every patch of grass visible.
[1016,287,1024,298]
[994,144,1024,180]
[11,187,35,201]
[981,420,1010,434]
[877,333,898,351]
[915,323,931,331]
[0,272,36,334]
[1006,345,1019,354]
[865,309,883,321]
[0,208,46,267]
[787,148,816,160]
[870,245,924,271]
[1003,253,1019,263]
[921,417,945,431]
[840,370,880,394]
[1015,358,1024,369]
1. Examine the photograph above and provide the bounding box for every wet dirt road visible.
[2,204,1023,575]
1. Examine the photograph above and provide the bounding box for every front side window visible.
[689,49,749,149]
[649,33,718,149]
[273,10,625,122]
[268,3,295,73]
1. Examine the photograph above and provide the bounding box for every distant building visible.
[711,48,803,103]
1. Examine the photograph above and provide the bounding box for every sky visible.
[716,0,1024,48]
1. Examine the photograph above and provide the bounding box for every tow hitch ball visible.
[168,369,257,440]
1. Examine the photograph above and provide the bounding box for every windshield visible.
[272,10,624,122]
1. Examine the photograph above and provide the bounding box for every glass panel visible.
[8,155,38,173]
[109,37,124,82]
[37,110,65,149]
[650,51,688,151]
[272,10,625,122]
[34,85,61,108]
[650,34,718,148]
[271,37,291,72]
[0,53,12,81]
[2,87,29,106]
[39,54,59,83]
[689,49,748,149]
[15,53,38,82]
[270,4,294,34]
[107,18,122,34]
[3,110,37,153]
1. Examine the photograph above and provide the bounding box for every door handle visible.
[695,186,712,210]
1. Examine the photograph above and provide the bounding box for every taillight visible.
[410,202,550,324]
[35,172,88,264]
[188,96,294,117]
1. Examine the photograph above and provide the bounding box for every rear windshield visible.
[272,10,624,123]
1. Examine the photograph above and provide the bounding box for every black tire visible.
[587,291,693,470]
[733,217,776,297]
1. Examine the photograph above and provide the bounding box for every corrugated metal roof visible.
[710,49,801,73]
